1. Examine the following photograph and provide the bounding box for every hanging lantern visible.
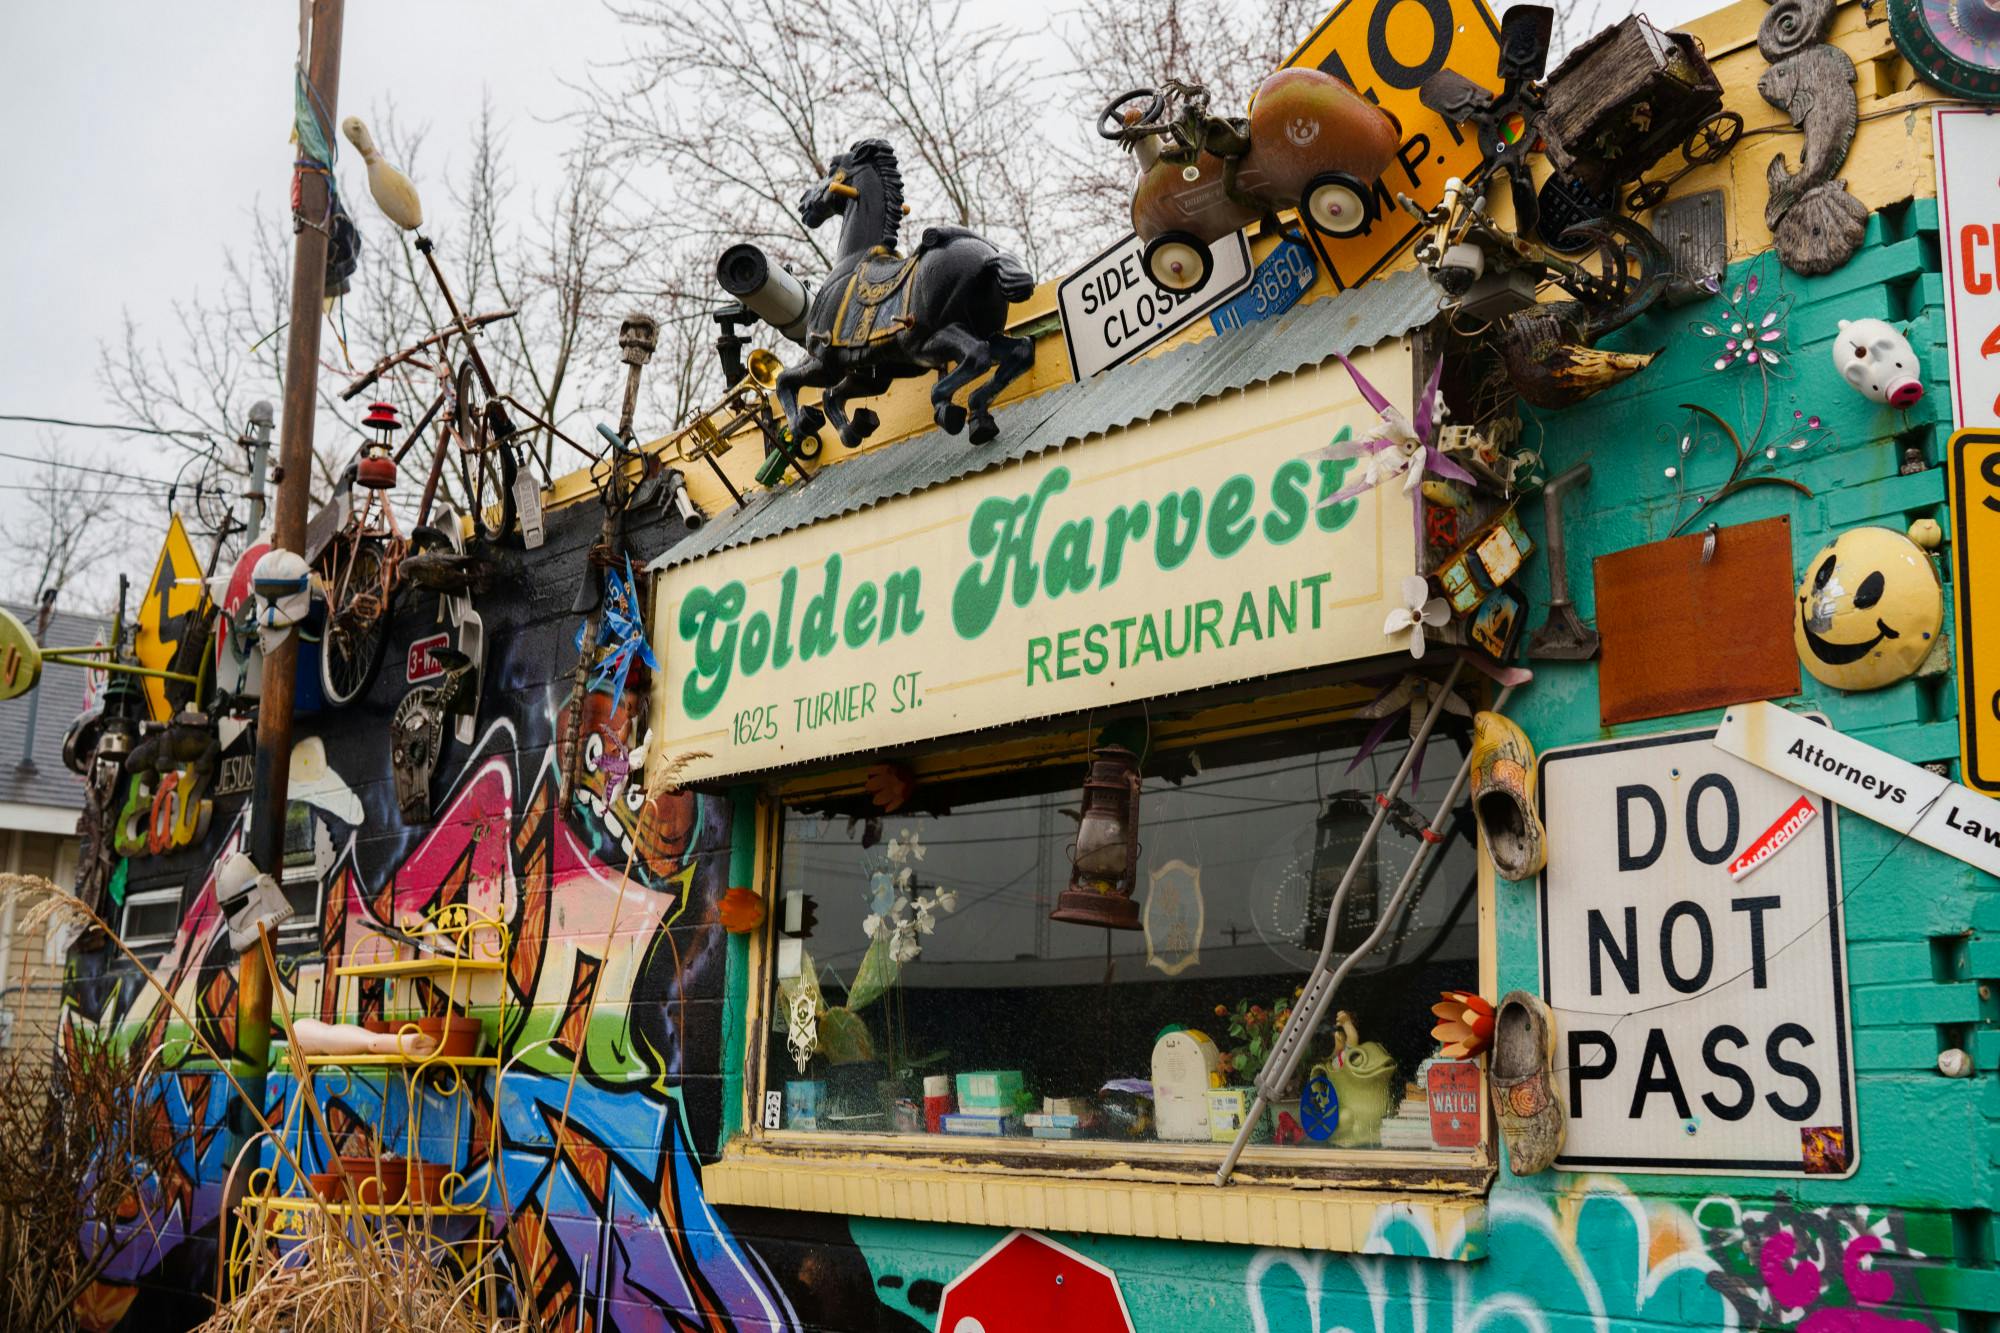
[1050,745,1143,931]
[1301,794,1382,952]
[356,401,400,490]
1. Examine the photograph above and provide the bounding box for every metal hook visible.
[1700,523,1719,565]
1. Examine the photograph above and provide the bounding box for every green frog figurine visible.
[1313,1011,1398,1148]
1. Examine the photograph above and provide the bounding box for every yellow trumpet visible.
[667,348,783,464]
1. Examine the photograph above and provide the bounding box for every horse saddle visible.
[830,247,921,349]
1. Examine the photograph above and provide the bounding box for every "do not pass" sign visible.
[1537,724,1856,1177]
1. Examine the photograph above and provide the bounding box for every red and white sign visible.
[407,632,451,683]
[934,1231,1134,1333]
[1426,1060,1481,1149]
[1937,108,2000,430]
[1729,795,1817,881]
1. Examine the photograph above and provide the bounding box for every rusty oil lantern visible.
[356,401,400,490]
[1049,744,1144,931]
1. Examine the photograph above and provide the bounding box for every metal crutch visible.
[1215,673,1517,1187]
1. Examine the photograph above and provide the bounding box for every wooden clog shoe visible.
[1489,989,1563,1176]
[1469,710,1547,880]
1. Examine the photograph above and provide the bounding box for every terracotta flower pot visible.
[307,1171,348,1203]
[413,1014,482,1059]
[404,1161,452,1205]
[337,1154,406,1205]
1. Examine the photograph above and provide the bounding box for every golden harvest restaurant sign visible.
[649,355,1416,784]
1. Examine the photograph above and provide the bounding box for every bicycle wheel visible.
[455,359,518,544]
[319,537,393,707]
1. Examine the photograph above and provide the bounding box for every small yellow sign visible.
[134,515,209,722]
[1281,0,1502,290]
[1952,428,2000,795]
[0,608,42,702]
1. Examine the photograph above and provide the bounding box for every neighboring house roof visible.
[0,603,112,821]
[653,267,1443,571]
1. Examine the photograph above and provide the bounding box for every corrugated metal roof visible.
[653,268,1441,571]
[0,604,111,815]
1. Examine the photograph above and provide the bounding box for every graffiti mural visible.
[1700,1195,1941,1332]
[59,498,814,1332]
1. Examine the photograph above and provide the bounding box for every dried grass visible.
[0,875,545,1328]
[0,1024,190,1331]
[194,1205,525,1333]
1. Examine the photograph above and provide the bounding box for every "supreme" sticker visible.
[1730,795,1818,881]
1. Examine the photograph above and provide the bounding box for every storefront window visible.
[762,716,1480,1155]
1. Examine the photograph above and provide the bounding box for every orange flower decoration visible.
[718,887,767,934]
[1430,989,1495,1059]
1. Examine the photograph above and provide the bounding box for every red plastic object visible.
[355,453,399,490]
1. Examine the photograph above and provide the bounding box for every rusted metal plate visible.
[1593,515,1800,726]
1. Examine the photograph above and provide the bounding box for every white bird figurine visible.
[341,116,423,231]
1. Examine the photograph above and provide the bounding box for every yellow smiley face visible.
[1793,527,1942,691]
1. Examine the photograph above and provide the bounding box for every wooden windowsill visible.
[707,1134,1492,1254]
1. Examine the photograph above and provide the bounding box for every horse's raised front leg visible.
[919,325,990,438]
[776,362,830,449]
[823,372,888,449]
[965,333,1035,444]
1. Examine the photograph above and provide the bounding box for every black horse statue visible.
[780,139,1037,450]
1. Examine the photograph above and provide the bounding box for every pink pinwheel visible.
[1313,353,1476,545]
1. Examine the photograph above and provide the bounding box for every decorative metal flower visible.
[1665,258,1830,534]
[1430,989,1495,1059]
[1314,353,1476,543]
[1662,403,1830,535]
[1382,575,1449,659]
[1693,258,1793,376]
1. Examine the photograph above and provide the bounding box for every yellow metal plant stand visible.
[226,904,511,1310]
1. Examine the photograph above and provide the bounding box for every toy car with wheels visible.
[1099,71,1403,292]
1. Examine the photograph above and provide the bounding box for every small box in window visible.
[940,1111,1019,1136]
[785,1079,825,1132]
[955,1070,1027,1112]
[1206,1088,1251,1142]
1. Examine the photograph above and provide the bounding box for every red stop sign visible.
[934,1231,1134,1333]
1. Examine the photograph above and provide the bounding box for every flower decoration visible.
[859,827,954,966]
[1383,576,1449,659]
[1665,258,1829,534]
[1694,261,1793,376]
[1313,353,1476,545]
[1661,402,1827,536]
[1430,989,1495,1059]
[1214,989,1301,1083]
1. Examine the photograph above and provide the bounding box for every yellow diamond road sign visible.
[1282,0,1502,290]
[1952,428,2000,795]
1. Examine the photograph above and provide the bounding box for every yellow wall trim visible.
[699,1155,1489,1255]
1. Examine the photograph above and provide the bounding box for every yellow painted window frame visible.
[708,679,1498,1253]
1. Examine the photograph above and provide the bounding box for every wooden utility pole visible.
[223,0,345,1200]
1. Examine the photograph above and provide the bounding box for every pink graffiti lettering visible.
[1759,1229,1824,1311]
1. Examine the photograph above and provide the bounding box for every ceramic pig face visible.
[1831,318,1923,407]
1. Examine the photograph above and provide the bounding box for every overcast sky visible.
[0,0,1713,610]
